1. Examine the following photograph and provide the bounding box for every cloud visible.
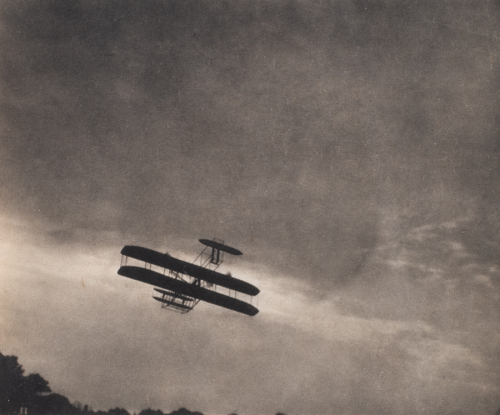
[2,1,500,414]
[1,212,499,414]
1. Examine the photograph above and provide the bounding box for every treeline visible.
[0,353,202,415]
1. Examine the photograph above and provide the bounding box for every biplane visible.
[117,239,259,316]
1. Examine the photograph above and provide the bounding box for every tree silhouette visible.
[0,352,211,415]
[31,393,74,415]
[138,409,165,415]
[0,353,52,414]
[0,354,23,413]
[108,407,131,415]
[21,373,51,406]
[168,409,203,415]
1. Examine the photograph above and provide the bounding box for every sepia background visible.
[1,1,499,414]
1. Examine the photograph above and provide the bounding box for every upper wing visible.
[120,245,259,296]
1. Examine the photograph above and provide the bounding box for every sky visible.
[1,0,500,414]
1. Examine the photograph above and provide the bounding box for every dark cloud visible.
[2,1,500,414]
